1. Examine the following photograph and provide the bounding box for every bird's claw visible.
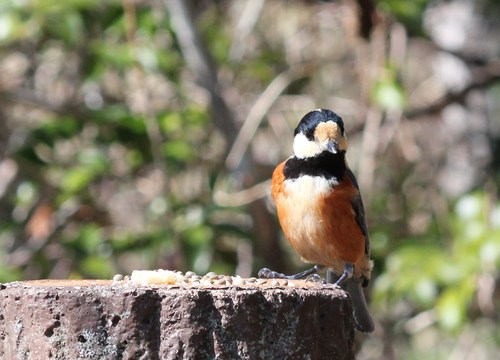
[305,274,325,283]
[259,265,322,280]
[258,268,286,279]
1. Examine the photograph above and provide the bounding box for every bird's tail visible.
[343,279,374,333]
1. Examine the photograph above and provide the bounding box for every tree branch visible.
[405,61,500,119]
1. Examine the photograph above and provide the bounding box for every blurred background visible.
[0,0,499,358]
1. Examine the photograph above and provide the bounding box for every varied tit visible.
[259,109,374,333]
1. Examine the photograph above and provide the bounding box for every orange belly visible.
[272,163,365,271]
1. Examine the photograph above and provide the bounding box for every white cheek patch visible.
[293,133,321,159]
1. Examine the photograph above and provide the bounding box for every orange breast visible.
[272,162,366,270]
[317,179,366,264]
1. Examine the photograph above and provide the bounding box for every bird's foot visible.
[258,265,323,281]
[258,268,288,279]
[331,263,354,287]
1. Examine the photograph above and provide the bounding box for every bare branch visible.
[225,64,315,170]
[229,0,265,61]
[405,61,500,119]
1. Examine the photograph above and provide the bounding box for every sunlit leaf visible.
[372,78,406,110]
[163,140,195,162]
[61,167,96,194]
[436,279,474,332]
[160,112,183,134]
[184,225,213,247]
[78,224,104,253]
[80,255,114,278]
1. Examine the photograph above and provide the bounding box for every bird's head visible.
[292,109,348,159]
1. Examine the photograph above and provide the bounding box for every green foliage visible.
[0,1,499,358]
[374,192,500,332]
[159,107,209,166]
[371,63,406,111]
[379,0,430,35]
[0,0,230,282]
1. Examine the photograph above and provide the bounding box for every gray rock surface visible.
[0,279,355,359]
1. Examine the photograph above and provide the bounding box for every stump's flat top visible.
[2,269,348,293]
[1,278,345,294]
[14,279,113,287]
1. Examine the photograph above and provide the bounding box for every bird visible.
[259,109,374,333]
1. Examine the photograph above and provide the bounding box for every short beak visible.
[326,139,338,154]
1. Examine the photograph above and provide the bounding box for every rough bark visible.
[0,280,355,360]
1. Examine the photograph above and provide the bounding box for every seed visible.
[232,277,244,286]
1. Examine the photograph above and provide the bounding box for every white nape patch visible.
[293,133,322,158]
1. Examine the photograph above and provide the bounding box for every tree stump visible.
[0,279,355,359]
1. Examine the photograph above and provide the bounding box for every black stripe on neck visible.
[283,151,347,180]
